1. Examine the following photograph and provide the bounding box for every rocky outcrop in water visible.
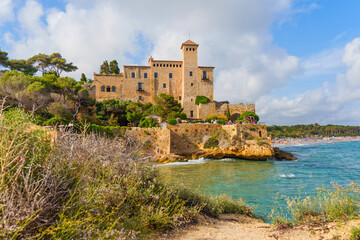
[273,147,298,160]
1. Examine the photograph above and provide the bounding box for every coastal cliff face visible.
[125,123,276,163]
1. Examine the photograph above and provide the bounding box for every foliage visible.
[350,227,360,240]
[109,60,120,74]
[100,60,110,74]
[108,113,119,126]
[7,59,37,75]
[44,116,70,126]
[195,95,210,105]
[268,124,360,138]
[80,73,87,83]
[237,111,259,123]
[0,48,8,67]
[154,93,184,120]
[206,114,227,123]
[138,117,159,128]
[204,137,219,149]
[226,105,231,120]
[167,118,177,125]
[269,182,360,225]
[27,52,78,76]
[217,119,226,125]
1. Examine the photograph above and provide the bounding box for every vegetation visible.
[268,124,360,138]
[100,60,120,74]
[236,111,259,123]
[269,182,360,226]
[195,95,210,105]
[350,227,360,240]
[167,118,177,125]
[204,136,219,149]
[0,110,252,239]
[154,93,186,120]
[206,114,227,123]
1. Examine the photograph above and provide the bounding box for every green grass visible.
[269,183,360,226]
[1,109,252,239]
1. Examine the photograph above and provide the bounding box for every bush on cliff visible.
[138,117,159,128]
[206,114,227,123]
[237,111,259,123]
[204,137,219,149]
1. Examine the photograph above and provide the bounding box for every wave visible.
[158,157,209,166]
[279,173,295,178]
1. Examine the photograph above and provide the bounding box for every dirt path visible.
[159,214,360,240]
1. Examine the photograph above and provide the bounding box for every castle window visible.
[191,98,193,102]
[191,83,193,86]
[157,64,159,67]
[112,86,116,92]
[160,64,162,67]
[154,72,158,78]
[106,86,111,92]
[170,64,172,67]
[144,73,147,78]
[153,64,155,67]
[101,86,105,92]
[189,71,192,76]
[131,72,135,78]
[176,64,178,67]
[179,96,181,100]
[189,48,192,51]
[186,48,188,51]
[180,65,182,67]
[139,96,142,100]
[193,48,195,51]
[167,64,169,67]
[203,71,207,78]
[190,111,194,118]
[163,83,166,88]
[169,73,172,78]
[138,82,143,90]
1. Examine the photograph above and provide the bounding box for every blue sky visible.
[1,0,360,125]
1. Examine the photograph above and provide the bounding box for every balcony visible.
[201,77,209,81]
[136,88,144,92]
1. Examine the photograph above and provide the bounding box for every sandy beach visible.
[272,136,360,147]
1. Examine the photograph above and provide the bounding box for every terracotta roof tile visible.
[181,39,199,49]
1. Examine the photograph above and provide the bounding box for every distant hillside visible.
[267,124,360,138]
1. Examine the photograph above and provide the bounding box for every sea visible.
[158,140,360,219]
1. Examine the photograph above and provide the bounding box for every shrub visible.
[351,227,360,240]
[175,112,187,120]
[204,137,219,149]
[139,117,159,128]
[217,119,226,125]
[167,118,177,125]
[195,96,210,105]
[269,182,360,225]
[206,114,227,123]
[237,111,259,123]
[44,116,70,126]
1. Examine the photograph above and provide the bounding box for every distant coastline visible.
[272,136,360,147]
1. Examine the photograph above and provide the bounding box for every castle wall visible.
[92,74,124,101]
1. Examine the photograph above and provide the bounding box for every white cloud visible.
[0,0,14,26]
[3,0,299,98]
[257,38,360,125]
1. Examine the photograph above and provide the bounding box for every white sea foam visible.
[158,157,209,166]
[279,173,295,178]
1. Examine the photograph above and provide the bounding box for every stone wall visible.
[196,102,256,120]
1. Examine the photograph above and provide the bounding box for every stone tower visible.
[181,40,199,118]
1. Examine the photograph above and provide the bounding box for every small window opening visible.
[190,111,194,118]
[112,86,116,92]
[163,83,166,88]
[106,86,111,92]
[191,83,193,86]
[131,72,135,78]
[101,86,105,92]
[169,73,172,78]
[190,71,192,76]
[144,73,147,78]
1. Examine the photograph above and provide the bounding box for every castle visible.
[89,40,255,120]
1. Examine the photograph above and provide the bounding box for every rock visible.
[273,147,298,161]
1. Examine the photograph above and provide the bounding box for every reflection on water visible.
[159,141,360,218]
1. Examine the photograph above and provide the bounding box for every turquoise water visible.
[159,141,360,218]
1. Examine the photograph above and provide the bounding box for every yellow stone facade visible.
[90,40,254,119]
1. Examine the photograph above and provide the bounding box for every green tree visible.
[7,59,37,75]
[54,77,77,103]
[25,81,51,118]
[80,73,87,83]
[27,53,78,76]
[100,61,110,74]
[154,93,184,120]
[109,60,120,74]
[226,105,231,120]
[0,48,9,67]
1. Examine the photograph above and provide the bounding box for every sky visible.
[0,0,360,126]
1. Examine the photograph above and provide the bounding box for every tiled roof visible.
[181,39,199,49]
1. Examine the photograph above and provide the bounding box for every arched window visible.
[106,86,111,92]
[101,85,105,92]
[112,86,116,92]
